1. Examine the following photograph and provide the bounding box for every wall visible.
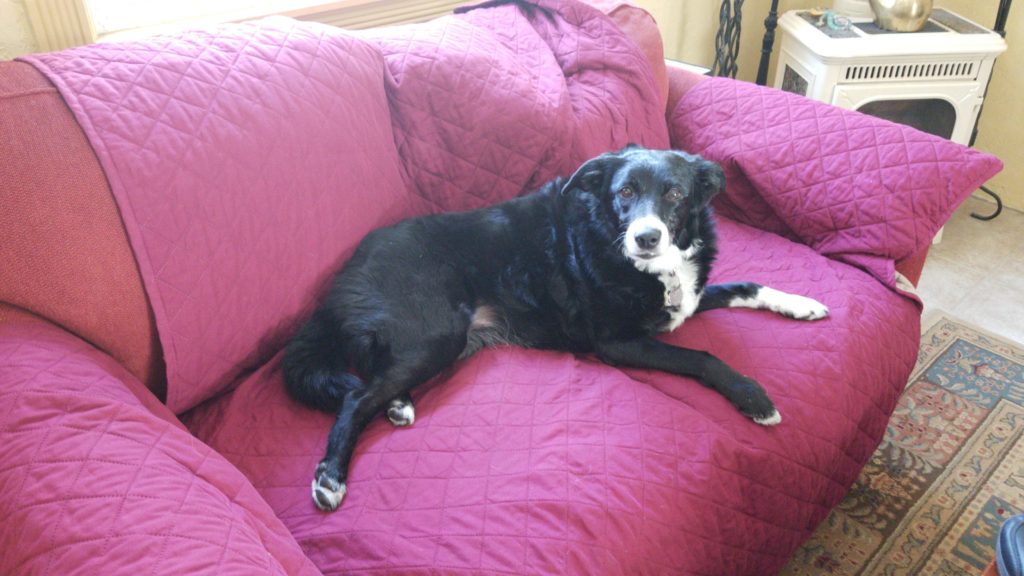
[637,0,1022,212]
[0,0,37,59]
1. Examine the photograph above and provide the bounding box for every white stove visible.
[773,8,1006,146]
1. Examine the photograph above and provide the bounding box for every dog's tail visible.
[283,311,363,413]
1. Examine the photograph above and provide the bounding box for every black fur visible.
[284,146,794,511]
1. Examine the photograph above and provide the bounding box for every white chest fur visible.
[630,244,702,332]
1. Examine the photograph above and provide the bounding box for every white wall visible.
[0,0,38,59]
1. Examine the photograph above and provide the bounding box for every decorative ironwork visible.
[970,0,1012,221]
[711,0,744,78]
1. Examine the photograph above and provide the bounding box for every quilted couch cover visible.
[1,0,1001,574]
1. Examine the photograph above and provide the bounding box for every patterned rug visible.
[782,317,1024,576]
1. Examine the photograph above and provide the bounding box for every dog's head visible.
[561,146,725,263]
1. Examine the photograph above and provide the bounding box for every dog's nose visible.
[634,228,662,250]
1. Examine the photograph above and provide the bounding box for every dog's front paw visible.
[312,461,347,512]
[760,288,829,321]
[785,295,829,321]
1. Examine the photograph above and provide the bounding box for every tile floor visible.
[917,196,1024,344]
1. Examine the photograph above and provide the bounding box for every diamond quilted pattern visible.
[360,0,668,213]
[0,318,318,575]
[184,217,920,575]
[670,77,1002,280]
[24,18,415,414]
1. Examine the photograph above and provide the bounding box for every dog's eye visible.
[618,187,635,199]
[665,188,683,202]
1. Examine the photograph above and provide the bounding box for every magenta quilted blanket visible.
[0,318,318,575]
[185,218,922,575]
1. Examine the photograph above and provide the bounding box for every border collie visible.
[284,145,828,511]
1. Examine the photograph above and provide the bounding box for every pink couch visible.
[0,1,1001,574]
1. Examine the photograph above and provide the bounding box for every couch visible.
[0,0,1002,574]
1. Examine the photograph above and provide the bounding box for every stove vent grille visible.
[843,61,977,82]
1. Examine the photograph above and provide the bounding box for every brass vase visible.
[869,0,934,32]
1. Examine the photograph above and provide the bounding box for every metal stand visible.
[711,0,744,78]
[756,0,781,85]
[969,0,1012,221]
[972,186,1004,220]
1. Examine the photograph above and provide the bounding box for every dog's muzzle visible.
[624,215,670,260]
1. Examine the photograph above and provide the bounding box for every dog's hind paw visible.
[312,463,346,512]
[753,409,782,426]
[387,397,415,427]
[723,375,781,427]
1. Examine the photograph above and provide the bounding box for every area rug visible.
[782,317,1024,576]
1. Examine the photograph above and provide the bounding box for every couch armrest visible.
[665,63,708,122]
[668,76,1001,288]
[0,315,318,575]
[663,68,933,288]
[895,246,928,287]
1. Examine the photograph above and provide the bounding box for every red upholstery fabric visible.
[896,246,929,286]
[0,61,164,397]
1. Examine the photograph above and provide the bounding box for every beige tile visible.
[918,253,989,312]
[917,196,1024,345]
[930,198,1024,273]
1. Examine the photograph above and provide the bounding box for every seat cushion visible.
[183,216,920,575]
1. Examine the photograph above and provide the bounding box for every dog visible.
[283,145,829,511]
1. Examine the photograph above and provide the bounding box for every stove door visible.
[831,81,983,145]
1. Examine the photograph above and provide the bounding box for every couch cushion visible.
[184,216,920,575]
[360,0,669,213]
[0,61,163,396]
[23,18,416,414]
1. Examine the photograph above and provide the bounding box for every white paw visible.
[387,398,415,427]
[753,409,782,426]
[760,288,829,321]
[312,475,346,512]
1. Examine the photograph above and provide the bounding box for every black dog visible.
[284,146,828,511]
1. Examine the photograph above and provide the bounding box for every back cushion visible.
[362,0,669,212]
[23,19,415,413]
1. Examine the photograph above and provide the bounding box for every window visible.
[23,0,468,52]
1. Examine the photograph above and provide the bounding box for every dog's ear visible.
[694,159,725,207]
[561,155,612,196]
